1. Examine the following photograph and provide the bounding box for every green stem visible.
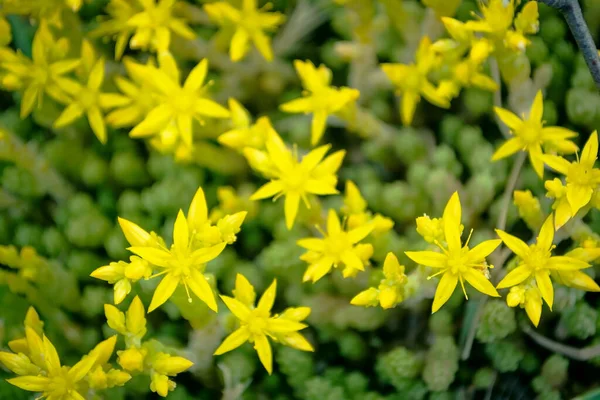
[539,0,600,90]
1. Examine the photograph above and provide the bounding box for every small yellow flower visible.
[128,53,230,151]
[214,274,313,374]
[2,326,98,400]
[104,296,148,345]
[351,252,408,309]
[342,180,393,235]
[506,283,543,327]
[91,256,152,304]
[492,90,578,178]
[415,214,446,244]
[53,55,115,144]
[405,192,501,313]
[204,0,285,62]
[246,132,344,229]
[496,216,590,310]
[149,353,193,397]
[280,60,360,145]
[298,209,374,283]
[551,245,600,293]
[91,0,196,58]
[542,131,600,225]
[513,190,543,230]
[217,98,274,151]
[381,36,451,126]
[0,22,79,118]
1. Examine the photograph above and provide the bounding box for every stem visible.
[539,0,600,90]
[490,57,511,138]
[522,324,600,361]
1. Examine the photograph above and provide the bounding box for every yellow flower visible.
[105,58,158,128]
[91,256,152,304]
[104,296,148,346]
[91,0,196,58]
[492,90,578,178]
[149,353,193,397]
[128,53,230,151]
[381,36,451,126]
[246,132,344,229]
[351,252,408,309]
[505,283,543,327]
[0,22,79,118]
[297,209,374,283]
[342,180,393,235]
[119,188,246,312]
[217,98,274,151]
[496,216,590,310]
[1,0,83,27]
[542,131,600,224]
[280,60,360,145]
[53,56,116,144]
[3,328,97,400]
[204,0,285,62]
[415,214,446,244]
[513,190,543,230]
[551,244,600,293]
[405,192,501,313]
[214,274,313,374]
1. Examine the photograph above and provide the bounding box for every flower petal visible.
[566,184,593,216]
[492,137,523,161]
[542,154,571,175]
[254,334,273,374]
[257,280,277,313]
[442,192,462,252]
[68,354,97,382]
[250,181,283,200]
[220,295,251,321]
[405,251,446,268]
[173,210,189,250]
[148,274,179,312]
[496,265,532,289]
[468,239,501,261]
[188,269,218,312]
[528,90,543,122]
[495,230,529,259]
[128,247,171,267]
[7,376,50,392]
[536,216,554,251]
[284,192,300,230]
[535,270,554,310]
[432,272,458,313]
[311,110,328,145]
[214,327,250,355]
[494,106,522,130]
[546,256,589,270]
[463,268,499,297]
[581,131,598,168]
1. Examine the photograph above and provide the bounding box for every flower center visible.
[79,87,98,110]
[172,93,195,114]
[283,168,308,191]
[566,163,596,186]
[324,232,352,261]
[404,67,423,91]
[246,313,268,335]
[517,120,542,145]
[524,245,549,271]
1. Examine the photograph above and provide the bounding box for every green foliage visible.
[476,300,517,343]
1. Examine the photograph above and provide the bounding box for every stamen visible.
[301,193,311,209]
[433,239,450,255]
[315,224,326,236]
[465,229,474,247]
[427,269,448,280]
[148,269,170,280]
[183,279,192,303]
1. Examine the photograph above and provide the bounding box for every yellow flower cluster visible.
[382,0,539,125]
[0,307,130,399]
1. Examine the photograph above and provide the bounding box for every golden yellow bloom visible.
[551,244,600,292]
[351,252,408,309]
[280,60,360,145]
[542,131,600,226]
[506,283,543,327]
[149,353,193,397]
[214,274,313,374]
[91,256,152,304]
[415,214,446,244]
[204,0,285,62]
[492,90,578,178]
[298,209,374,282]
[405,192,501,313]
[496,216,590,310]
[342,180,393,235]
[0,22,79,118]
[381,36,451,126]
[105,58,158,128]
[1,316,98,400]
[128,53,230,152]
[91,0,196,58]
[53,56,116,144]
[246,131,344,229]
[218,98,274,151]
[513,189,543,230]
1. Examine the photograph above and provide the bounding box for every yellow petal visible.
[149,274,179,312]
[128,247,171,268]
[541,126,578,140]
[154,356,193,375]
[442,191,462,252]
[279,332,314,352]
[88,58,105,90]
[495,229,529,259]
[284,192,300,230]
[130,105,171,137]
[581,131,598,168]
[536,216,554,251]
[347,224,373,244]
[302,257,334,283]
[233,273,256,306]
[524,291,542,327]
[251,31,273,62]
[463,268,499,297]
[7,376,50,392]
[492,137,523,161]
[173,210,189,250]
[267,318,307,333]
[25,327,44,368]
[496,265,532,289]
[250,181,283,200]
[405,251,446,268]
[558,270,600,292]
[379,287,398,309]
[341,250,364,271]
[468,239,501,261]
[401,91,419,126]
[194,98,231,118]
[54,103,84,128]
[554,198,572,230]
[493,106,522,131]
[220,295,251,321]
[254,334,273,374]
[383,253,401,277]
[311,110,328,145]
[183,59,208,91]
[214,327,250,355]
[326,209,341,235]
[296,238,325,251]
[42,335,61,374]
[88,107,107,144]
[432,272,458,313]
[118,217,151,247]
[257,279,277,313]
[528,90,543,122]
[350,287,379,307]
[177,115,192,148]
[230,28,249,62]
[535,270,553,310]
[68,353,98,382]
[104,304,126,333]
[566,184,593,216]
[529,144,545,179]
[88,335,117,367]
[125,296,146,335]
[188,269,218,312]
[90,263,125,282]
[546,256,589,270]
[191,242,227,264]
[280,97,313,113]
[542,154,571,175]
[187,187,208,230]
